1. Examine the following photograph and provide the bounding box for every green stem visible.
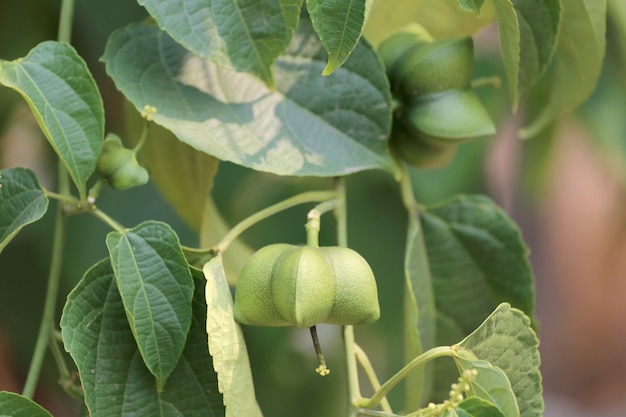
[45,190,81,208]
[23,0,76,399]
[216,190,337,253]
[358,346,454,409]
[357,409,402,417]
[57,0,75,43]
[470,75,501,90]
[354,344,392,413]
[49,333,70,381]
[333,177,362,417]
[89,207,126,232]
[399,164,419,213]
[22,175,68,398]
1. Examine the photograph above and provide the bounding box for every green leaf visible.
[521,0,607,137]
[458,303,543,417]
[0,392,53,417]
[421,195,535,335]
[102,20,393,177]
[125,103,219,231]
[106,221,194,390]
[0,42,104,200]
[61,260,224,417]
[363,0,495,47]
[420,195,535,401]
[404,212,437,411]
[204,256,263,417]
[443,397,506,417]
[136,0,302,87]
[0,167,48,254]
[307,0,370,75]
[453,354,519,417]
[492,0,561,109]
[458,0,486,15]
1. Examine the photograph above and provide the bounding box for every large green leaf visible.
[136,0,302,87]
[125,104,219,232]
[363,0,495,47]
[0,392,53,417]
[61,260,224,417]
[307,0,372,75]
[102,20,393,177]
[404,212,437,412]
[492,0,561,109]
[521,0,607,137]
[420,195,535,401]
[0,167,48,254]
[458,304,543,417]
[106,221,194,390]
[421,195,535,335]
[0,42,104,200]
[204,256,263,417]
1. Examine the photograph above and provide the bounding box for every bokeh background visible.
[1,1,626,416]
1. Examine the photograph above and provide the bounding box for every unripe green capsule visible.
[389,123,457,170]
[234,244,380,328]
[96,133,148,190]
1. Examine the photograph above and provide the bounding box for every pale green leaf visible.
[204,256,263,417]
[458,303,543,417]
[521,0,607,137]
[458,0,486,15]
[404,212,437,412]
[307,0,367,75]
[0,42,104,200]
[60,260,224,417]
[0,167,48,254]
[125,103,219,231]
[0,392,53,417]
[363,0,495,47]
[102,20,392,176]
[453,354,519,417]
[492,0,561,109]
[137,0,302,87]
[457,397,506,417]
[106,221,194,390]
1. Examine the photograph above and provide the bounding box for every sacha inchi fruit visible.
[379,24,495,169]
[233,243,380,329]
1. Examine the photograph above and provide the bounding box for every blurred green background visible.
[2,1,626,416]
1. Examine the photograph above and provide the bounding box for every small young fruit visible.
[234,244,380,328]
[377,23,433,77]
[96,133,149,190]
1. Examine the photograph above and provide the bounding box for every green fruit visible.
[234,244,380,328]
[394,37,474,100]
[96,133,149,190]
[405,89,496,143]
[389,123,457,169]
[377,23,433,75]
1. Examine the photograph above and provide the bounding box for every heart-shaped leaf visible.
[102,20,393,177]
[0,42,104,200]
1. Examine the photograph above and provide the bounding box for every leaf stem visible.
[57,0,75,43]
[89,207,126,232]
[22,178,68,398]
[398,163,419,213]
[470,75,501,90]
[358,346,454,409]
[354,343,392,413]
[216,190,337,253]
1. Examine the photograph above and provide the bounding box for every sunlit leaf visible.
[103,20,392,176]
[204,256,263,417]
[137,0,302,87]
